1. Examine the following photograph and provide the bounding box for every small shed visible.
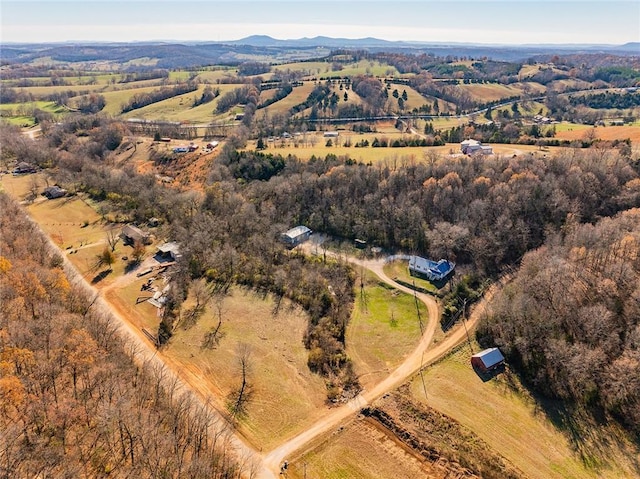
[354,238,367,249]
[42,185,67,199]
[281,226,312,247]
[12,162,36,175]
[121,224,151,245]
[471,348,505,373]
[156,241,182,262]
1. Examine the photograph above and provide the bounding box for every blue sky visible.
[2,1,639,45]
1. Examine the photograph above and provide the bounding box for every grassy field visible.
[260,82,317,117]
[346,270,426,390]
[554,123,640,142]
[0,101,67,126]
[287,416,441,479]
[458,82,545,103]
[100,86,166,116]
[164,287,328,450]
[409,345,640,479]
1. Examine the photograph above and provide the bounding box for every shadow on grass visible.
[125,260,142,274]
[472,363,505,383]
[500,368,640,473]
[91,269,112,284]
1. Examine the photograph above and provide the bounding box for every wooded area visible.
[0,194,245,478]
[478,208,640,433]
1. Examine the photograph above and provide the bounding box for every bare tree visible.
[202,292,226,349]
[106,228,120,252]
[228,343,253,418]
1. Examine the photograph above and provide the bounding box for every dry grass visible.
[554,124,640,143]
[164,287,328,450]
[287,417,442,479]
[409,346,640,479]
[260,82,317,116]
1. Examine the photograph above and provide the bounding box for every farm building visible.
[408,256,455,281]
[42,185,67,199]
[281,225,312,247]
[121,224,151,245]
[206,141,219,149]
[156,241,182,262]
[323,131,339,138]
[12,162,36,175]
[460,139,492,155]
[471,348,505,373]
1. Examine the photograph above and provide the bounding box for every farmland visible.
[3,38,640,479]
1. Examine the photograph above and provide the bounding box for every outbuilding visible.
[281,225,312,247]
[121,224,151,245]
[156,241,182,262]
[471,347,505,373]
[42,185,67,199]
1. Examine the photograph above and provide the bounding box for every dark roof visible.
[472,348,505,369]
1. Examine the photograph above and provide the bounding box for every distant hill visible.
[2,36,637,68]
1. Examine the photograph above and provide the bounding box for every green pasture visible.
[347,270,426,389]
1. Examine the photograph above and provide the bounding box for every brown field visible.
[554,124,640,143]
[409,346,640,479]
[287,416,446,479]
[459,83,534,103]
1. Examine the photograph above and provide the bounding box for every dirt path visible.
[262,247,499,473]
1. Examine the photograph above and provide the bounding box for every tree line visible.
[121,82,198,113]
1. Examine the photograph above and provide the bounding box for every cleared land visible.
[286,416,446,479]
[409,345,640,479]
[347,270,426,390]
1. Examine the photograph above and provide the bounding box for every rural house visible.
[121,224,151,245]
[408,256,455,281]
[42,185,67,199]
[460,139,493,155]
[281,225,312,247]
[471,348,505,373]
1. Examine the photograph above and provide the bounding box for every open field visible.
[260,82,317,116]
[161,287,328,450]
[458,82,545,103]
[554,123,640,143]
[409,345,640,479]
[347,271,426,390]
[286,416,444,479]
[100,86,166,116]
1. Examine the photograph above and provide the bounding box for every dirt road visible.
[262,247,498,473]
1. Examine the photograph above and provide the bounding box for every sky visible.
[2,0,639,45]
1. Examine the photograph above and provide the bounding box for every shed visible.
[13,162,36,175]
[121,224,151,245]
[156,241,182,262]
[42,185,67,199]
[323,131,339,138]
[281,226,312,247]
[206,141,219,149]
[471,348,505,373]
[354,238,367,249]
[408,256,455,281]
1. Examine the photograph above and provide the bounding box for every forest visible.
[0,193,247,478]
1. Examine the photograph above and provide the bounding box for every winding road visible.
[34,214,497,478]
[261,247,498,473]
